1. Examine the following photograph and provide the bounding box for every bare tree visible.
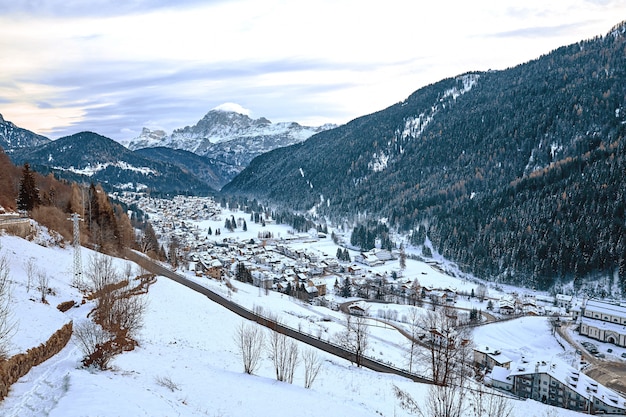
[24,257,35,293]
[469,384,515,417]
[268,328,299,383]
[109,294,147,339]
[302,347,323,389]
[86,253,119,293]
[0,251,16,360]
[394,383,468,417]
[73,320,113,369]
[37,270,50,303]
[418,308,473,386]
[75,254,146,370]
[337,311,370,367]
[123,262,134,281]
[394,308,475,417]
[476,284,488,302]
[234,321,265,375]
[86,254,120,328]
[405,307,422,373]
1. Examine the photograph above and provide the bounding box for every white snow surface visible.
[212,102,251,116]
[52,162,156,177]
[0,218,583,416]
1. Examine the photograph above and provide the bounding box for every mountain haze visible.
[224,21,626,291]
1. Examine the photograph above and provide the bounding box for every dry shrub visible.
[57,300,76,312]
[31,206,73,241]
[124,274,156,297]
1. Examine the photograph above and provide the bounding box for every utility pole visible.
[68,213,83,288]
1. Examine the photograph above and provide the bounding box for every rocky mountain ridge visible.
[0,113,50,151]
[124,108,336,168]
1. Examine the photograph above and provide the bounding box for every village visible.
[113,192,626,415]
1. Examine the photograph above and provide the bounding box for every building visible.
[491,360,626,415]
[579,299,626,347]
[473,346,512,371]
[308,278,327,296]
[556,294,573,310]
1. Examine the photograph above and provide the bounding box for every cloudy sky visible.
[0,1,625,141]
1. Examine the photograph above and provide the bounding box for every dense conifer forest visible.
[224,22,626,293]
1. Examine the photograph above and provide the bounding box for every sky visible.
[0,0,625,142]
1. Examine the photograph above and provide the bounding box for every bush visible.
[57,300,76,312]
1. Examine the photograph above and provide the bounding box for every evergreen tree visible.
[243,220,247,232]
[341,277,351,298]
[17,163,40,211]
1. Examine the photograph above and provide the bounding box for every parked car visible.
[621,352,626,358]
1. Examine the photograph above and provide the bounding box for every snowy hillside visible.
[0,223,582,416]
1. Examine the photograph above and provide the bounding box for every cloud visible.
[212,103,251,116]
[489,22,583,39]
[1,0,625,143]
[0,0,225,17]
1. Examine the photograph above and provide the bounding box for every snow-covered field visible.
[0,228,584,416]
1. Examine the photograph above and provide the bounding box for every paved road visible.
[124,249,433,384]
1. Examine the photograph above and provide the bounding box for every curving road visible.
[124,249,433,384]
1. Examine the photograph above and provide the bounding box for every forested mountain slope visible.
[9,132,215,195]
[224,22,626,291]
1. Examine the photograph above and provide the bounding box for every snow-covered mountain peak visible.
[123,108,337,168]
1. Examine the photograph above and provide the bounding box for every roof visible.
[474,346,513,365]
[490,366,512,384]
[585,299,626,318]
[581,316,626,334]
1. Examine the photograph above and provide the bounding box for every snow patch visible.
[212,102,251,116]
[368,152,389,172]
[53,162,157,177]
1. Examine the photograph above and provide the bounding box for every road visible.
[123,249,433,384]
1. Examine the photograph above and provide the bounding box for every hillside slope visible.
[9,132,215,195]
[224,21,626,290]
